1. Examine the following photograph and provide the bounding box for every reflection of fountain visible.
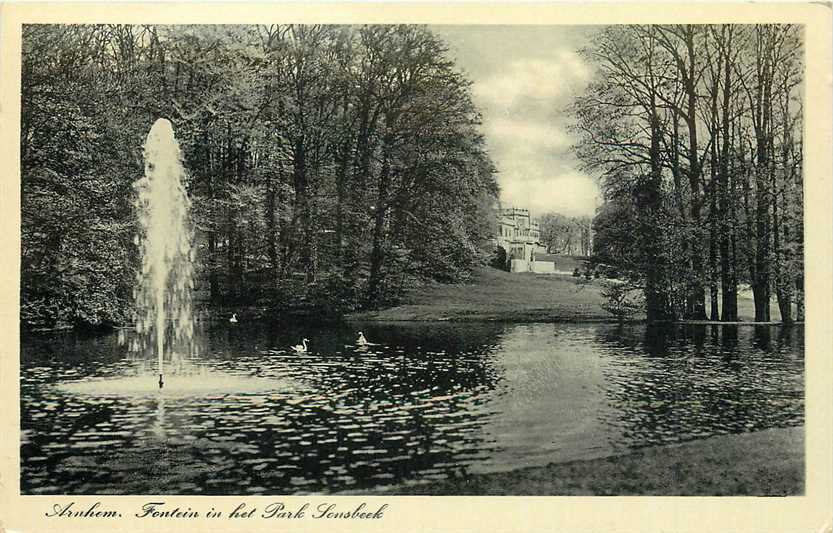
[132,118,195,389]
[154,396,166,440]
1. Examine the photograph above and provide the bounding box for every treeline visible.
[21,24,498,329]
[537,213,592,256]
[573,25,803,323]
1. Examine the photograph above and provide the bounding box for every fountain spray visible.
[133,118,195,390]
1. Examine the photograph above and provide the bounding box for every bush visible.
[308,273,362,316]
[600,280,644,321]
[591,263,621,280]
[490,246,509,272]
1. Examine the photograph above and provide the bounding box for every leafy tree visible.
[20,24,500,328]
[600,280,644,322]
[573,24,803,323]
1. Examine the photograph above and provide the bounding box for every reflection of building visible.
[495,208,551,273]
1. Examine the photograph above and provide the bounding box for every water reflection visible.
[753,325,771,351]
[597,324,804,450]
[153,397,165,440]
[20,322,803,494]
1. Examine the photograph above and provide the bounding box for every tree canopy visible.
[573,25,803,323]
[21,24,499,329]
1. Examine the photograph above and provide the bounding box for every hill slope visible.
[348,265,789,323]
[349,267,611,322]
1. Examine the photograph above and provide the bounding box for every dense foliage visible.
[573,25,803,323]
[537,213,593,256]
[21,25,498,329]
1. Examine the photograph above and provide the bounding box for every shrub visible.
[600,280,644,322]
[490,246,509,272]
[308,273,362,316]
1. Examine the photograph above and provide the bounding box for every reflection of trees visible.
[221,320,509,492]
[22,321,508,494]
[296,321,506,395]
[775,325,803,356]
[595,324,804,451]
[753,325,772,351]
[751,324,805,355]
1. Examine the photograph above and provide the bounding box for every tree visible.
[538,213,592,256]
[20,24,500,328]
[573,26,676,322]
[573,24,803,324]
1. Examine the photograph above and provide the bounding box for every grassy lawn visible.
[379,426,803,496]
[547,254,591,274]
[350,266,612,322]
[348,264,793,324]
[706,285,788,323]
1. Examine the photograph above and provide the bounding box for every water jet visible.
[133,118,195,390]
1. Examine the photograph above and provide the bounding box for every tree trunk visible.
[365,133,393,307]
[334,128,352,269]
[265,173,279,286]
[795,273,804,321]
[749,27,774,323]
[643,101,670,323]
[346,100,376,280]
[292,136,314,283]
[774,86,795,324]
[719,30,738,321]
[208,231,218,303]
[683,28,707,320]
[709,141,720,321]
[772,176,788,323]
[752,147,771,321]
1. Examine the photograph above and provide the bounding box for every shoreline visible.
[345,314,799,326]
[22,267,798,332]
[22,313,800,334]
[344,312,628,324]
[344,267,794,325]
[23,316,800,334]
[373,426,804,496]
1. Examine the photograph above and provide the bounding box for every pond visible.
[20,321,804,495]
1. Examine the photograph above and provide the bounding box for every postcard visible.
[1,3,831,532]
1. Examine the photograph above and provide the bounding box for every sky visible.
[432,26,601,218]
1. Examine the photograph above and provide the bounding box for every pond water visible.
[20,321,804,495]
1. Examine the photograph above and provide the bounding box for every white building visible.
[495,208,552,273]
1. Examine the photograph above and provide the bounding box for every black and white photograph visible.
[3,6,831,529]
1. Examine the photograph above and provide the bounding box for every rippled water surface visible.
[21,321,804,494]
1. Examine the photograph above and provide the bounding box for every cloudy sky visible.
[432,26,601,218]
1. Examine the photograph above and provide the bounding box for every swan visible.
[229,313,238,323]
[291,338,309,353]
[356,332,369,346]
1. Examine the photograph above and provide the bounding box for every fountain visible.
[56,119,294,398]
[132,118,195,389]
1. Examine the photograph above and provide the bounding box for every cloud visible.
[474,55,597,217]
[473,55,592,115]
[434,26,601,219]
[484,118,571,154]
[501,171,599,218]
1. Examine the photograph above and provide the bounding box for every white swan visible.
[291,338,309,353]
[356,332,369,346]
[229,313,238,323]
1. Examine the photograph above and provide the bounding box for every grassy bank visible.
[348,266,783,323]
[381,426,804,496]
[349,267,612,322]
[53,266,787,329]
